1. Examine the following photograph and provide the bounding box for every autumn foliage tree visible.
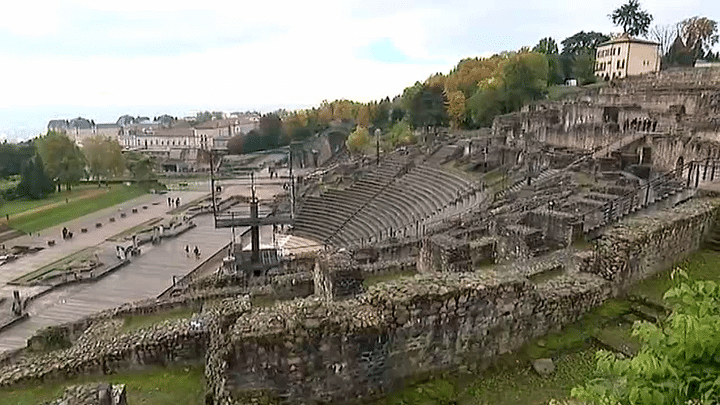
[346,126,371,154]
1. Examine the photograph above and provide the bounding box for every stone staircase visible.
[494,168,561,201]
[425,144,461,165]
[582,171,692,235]
[591,131,648,159]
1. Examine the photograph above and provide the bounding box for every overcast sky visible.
[0,0,717,141]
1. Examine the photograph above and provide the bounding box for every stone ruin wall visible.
[216,197,720,404]
[590,197,717,291]
[648,137,720,174]
[0,316,208,388]
[2,198,718,404]
[493,68,720,173]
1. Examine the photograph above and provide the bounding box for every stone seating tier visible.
[408,171,461,201]
[396,177,445,211]
[294,160,480,246]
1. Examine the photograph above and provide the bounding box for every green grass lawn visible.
[120,308,196,333]
[627,249,720,303]
[1,184,147,233]
[363,270,417,289]
[0,365,205,405]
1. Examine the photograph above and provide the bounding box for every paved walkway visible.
[0,164,294,353]
[0,215,236,352]
[0,191,206,290]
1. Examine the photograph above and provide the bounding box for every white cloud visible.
[0,0,719,133]
[0,1,63,37]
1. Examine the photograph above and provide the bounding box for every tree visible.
[572,51,598,85]
[82,135,124,185]
[346,126,371,154]
[649,24,678,59]
[36,131,86,192]
[356,104,371,128]
[124,151,155,181]
[407,83,449,131]
[665,35,697,67]
[501,52,549,112]
[467,82,504,127]
[259,113,288,148]
[679,17,719,60]
[226,134,244,154]
[561,31,610,55]
[466,52,549,127]
[371,98,392,130]
[572,271,720,404]
[0,141,35,179]
[610,0,653,37]
[386,122,416,147]
[446,90,467,128]
[533,37,559,55]
[16,154,54,200]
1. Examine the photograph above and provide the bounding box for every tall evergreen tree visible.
[16,154,54,200]
[610,0,653,37]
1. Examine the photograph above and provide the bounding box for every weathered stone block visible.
[313,252,364,301]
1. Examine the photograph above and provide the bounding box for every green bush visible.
[572,270,720,404]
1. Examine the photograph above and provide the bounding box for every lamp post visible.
[375,128,381,166]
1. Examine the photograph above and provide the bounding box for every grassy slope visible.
[120,308,195,333]
[1,184,147,233]
[0,365,205,405]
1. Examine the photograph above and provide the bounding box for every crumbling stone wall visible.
[224,272,609,404]
[523,209,578,247]
[3,198,720,405]
[492,68,720,174]
[313,252,364,301]
[0,317,208,388]
[590,197,719,291]
[43,382,127,405]
[417,235,472,273]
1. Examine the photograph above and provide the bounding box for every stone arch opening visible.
[640,146,652,165]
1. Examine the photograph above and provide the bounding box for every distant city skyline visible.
[1,0,718,142]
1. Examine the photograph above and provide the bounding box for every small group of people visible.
[185,244,201,259]
[61,227,73,240]
[268,166,279,179]
[167,197,181,208]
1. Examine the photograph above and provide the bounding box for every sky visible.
[0,0,717,142]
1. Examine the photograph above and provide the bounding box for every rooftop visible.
[599,33,659,47]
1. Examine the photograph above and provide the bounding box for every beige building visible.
[193,117,259,151]
[594,34,660,80]
[123,126,196,150]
